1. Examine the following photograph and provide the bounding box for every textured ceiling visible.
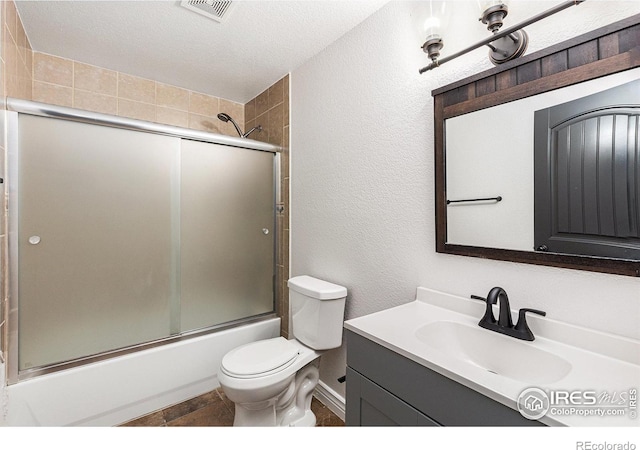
[16,0,388,103]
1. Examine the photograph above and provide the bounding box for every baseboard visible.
[313,380,345,422]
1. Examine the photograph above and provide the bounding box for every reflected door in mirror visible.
[534,79,640,260]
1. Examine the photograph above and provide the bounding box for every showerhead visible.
[217,112,243,137]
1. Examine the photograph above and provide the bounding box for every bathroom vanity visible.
[346,330,540,426]
[344,288,640,427]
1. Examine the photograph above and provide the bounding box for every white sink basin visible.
[415,321,572,385]
[344,287,640,426]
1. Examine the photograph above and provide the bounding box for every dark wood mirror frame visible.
[433,14,640,277]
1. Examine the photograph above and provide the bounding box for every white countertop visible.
[344,287,640,427]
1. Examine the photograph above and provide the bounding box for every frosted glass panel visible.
[18,115,179,370]
[180,139,275,331]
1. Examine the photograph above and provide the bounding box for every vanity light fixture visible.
[419,0,586,74]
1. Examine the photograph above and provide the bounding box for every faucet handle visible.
[514,308,546,341]
[471,294,497,304]
[518,308,546,320]
[471,294,496,325]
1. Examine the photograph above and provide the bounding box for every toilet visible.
[217,275,347,426]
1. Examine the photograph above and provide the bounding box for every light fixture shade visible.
[423,16,441,40]
[421,1,449,62]
[424,1,448,39]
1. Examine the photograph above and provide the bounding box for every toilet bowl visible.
[218,275,347,426]
[218,337,322,426]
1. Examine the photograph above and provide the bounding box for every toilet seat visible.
[221,337,300,379]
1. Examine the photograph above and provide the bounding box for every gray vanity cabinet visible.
[345,330,543,426]
[346,368,439,426]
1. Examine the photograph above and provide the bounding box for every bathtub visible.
[4,317,279,426]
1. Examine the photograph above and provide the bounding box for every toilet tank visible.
[288,276,347,350]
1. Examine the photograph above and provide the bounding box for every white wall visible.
[291,1,640,398]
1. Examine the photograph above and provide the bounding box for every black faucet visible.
[471,287,546,341]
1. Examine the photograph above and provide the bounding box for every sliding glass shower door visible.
[15,114,275,373]
[180,139,275,331]
[18,115,178,370]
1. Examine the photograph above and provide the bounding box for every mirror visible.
[445,69,640,254]
[433,14,640,277]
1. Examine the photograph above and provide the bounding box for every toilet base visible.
[288,409,316,427]
[232,402,280,426]
[232,404,317,427]
[230,362,320,427]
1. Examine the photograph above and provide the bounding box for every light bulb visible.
[423,16,441,39]
[424,1,448,38]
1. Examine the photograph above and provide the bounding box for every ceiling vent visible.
[180,0,234,23]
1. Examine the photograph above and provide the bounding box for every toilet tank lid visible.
[288,275,347,300]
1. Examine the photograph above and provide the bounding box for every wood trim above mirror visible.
[433,14,640,277]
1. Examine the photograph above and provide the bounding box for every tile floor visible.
[120,388,344,427]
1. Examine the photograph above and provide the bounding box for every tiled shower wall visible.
[245,76,290,338]
[0,0,291,360]
[30,52,244,138]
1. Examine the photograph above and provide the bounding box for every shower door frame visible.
[5,98,282,384]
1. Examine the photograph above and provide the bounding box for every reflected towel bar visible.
[447,196,502,205]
